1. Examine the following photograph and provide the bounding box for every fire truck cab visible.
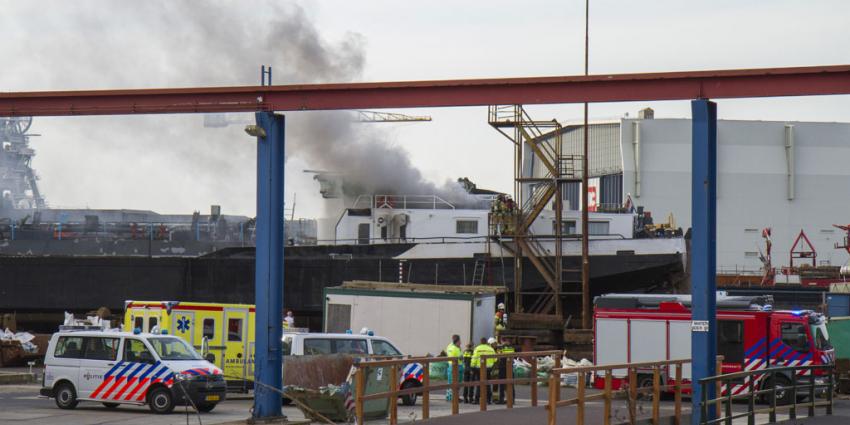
[593,293,834,404]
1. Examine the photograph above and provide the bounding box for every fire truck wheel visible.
[636,375,655,399]
[54,382,79,409]
[400,380,420,406]
[763,375,793,406]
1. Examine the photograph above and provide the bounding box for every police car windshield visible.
[149,337,203,360]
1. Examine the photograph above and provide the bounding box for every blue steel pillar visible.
[691,99,717,425]
[253,112,285,419]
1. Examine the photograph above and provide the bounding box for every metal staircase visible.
[488,105,583,317]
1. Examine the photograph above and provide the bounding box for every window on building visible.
[83,337,120,361]
[399,224,407,240]
[588,221,610,235]
[716,321,744,364]
[227,318,243,342]
[54,336,84,359]
[202,318,215,340]
[781,322,809,351]
[552,220,577,234]
[456,220,478,234]
[357,223,370,245]
[380,226,388,240]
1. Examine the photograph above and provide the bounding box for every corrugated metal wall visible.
[560,123,622,176]
[561,181,580,211]
[558,174,621,211]
[600,173,623,206]
[532,122,623,179]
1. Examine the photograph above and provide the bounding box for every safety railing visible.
[353,350,563,425]
[697,364,834,425]
[547,357,721,425]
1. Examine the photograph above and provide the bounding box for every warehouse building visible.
[531,108,850,272]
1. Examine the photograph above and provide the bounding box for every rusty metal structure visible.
[3,65,850,117]
[0,116,44,212]
[487,105,581,316]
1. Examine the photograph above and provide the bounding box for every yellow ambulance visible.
[123,300,255,387]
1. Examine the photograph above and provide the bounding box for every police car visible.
[283,332,425,406]
[40,329,226,414]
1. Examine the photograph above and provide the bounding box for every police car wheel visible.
[148,387,175,414]
[102,402,120,409]
[55,382,78,409]
[400,381,419,406]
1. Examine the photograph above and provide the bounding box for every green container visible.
[360,364,392,420]
[827,317,850,360]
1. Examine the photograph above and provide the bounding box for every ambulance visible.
[40,329,226,414]
[123,300,255,388]
[592,293,834,404]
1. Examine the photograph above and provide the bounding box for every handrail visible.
[697,364,835,425]
[547,357,722,425]
[353,350,564,425]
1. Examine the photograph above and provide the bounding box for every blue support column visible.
[253,112,285,419]
[691,99,717,425]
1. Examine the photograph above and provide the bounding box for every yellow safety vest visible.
[471,344,497,368]
[499,345,515,354]
[446,343,461,359]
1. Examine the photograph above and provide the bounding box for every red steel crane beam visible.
[1,65,850,117]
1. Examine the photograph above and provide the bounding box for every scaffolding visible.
[487,105,582,317]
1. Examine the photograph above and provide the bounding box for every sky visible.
[1,0,848,219]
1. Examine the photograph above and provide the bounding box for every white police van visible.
[40,329,226,414]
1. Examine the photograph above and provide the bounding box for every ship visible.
[0,116,687,332]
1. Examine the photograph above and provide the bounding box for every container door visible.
[171,311,196,346]
[224,308,249,380]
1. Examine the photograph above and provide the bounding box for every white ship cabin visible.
[332,194,637,245]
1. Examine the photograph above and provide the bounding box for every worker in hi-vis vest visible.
[494,302,508,335]
[494,336,515,404]
[462,343,474,403]
[471,337,497,404]
[444,334,462,401]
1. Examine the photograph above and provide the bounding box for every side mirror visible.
[205,353,216,363]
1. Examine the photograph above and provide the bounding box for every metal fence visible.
[697,364,834,425]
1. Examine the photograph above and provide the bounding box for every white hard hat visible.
[487,337,497,344]
[497,303,505,310]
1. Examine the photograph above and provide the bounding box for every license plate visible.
[205,395,220,402]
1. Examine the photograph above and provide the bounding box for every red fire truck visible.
[592,293,834,404]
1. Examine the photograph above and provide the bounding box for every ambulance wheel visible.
[55,382,78,409]
[400,380,420,406]
[197,403,217,413]
[102,402,120,408]
[764,375,793,406]
[148,387,175,414]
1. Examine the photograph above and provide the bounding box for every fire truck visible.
[592,293,834,404]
